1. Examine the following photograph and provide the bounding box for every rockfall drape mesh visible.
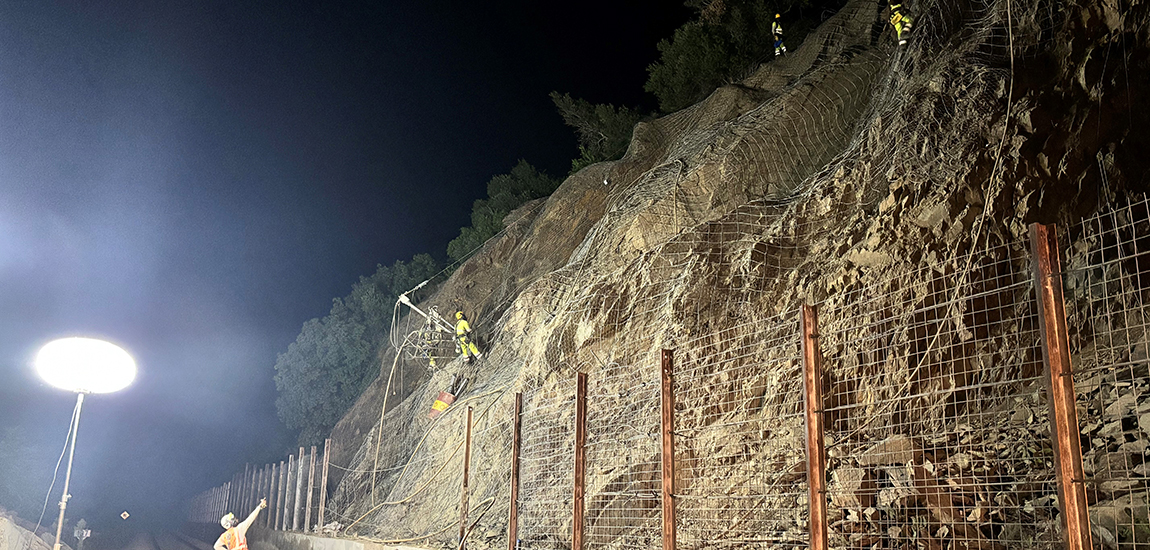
[819,240,1060,549]
[674,311,808,548]
[517,379,577,549]
[1065,196,1150,549]
[185,0,1144,548]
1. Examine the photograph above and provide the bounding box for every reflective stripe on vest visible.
[224,528,248,550]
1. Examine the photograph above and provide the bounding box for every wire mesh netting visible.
[180,0,1144,546]
[518,378,578,549]
[1065,196,1150,549]
[820,241,1061,549]
[674,312,809,548]
[320,380,513,543]
[583,357,664,550]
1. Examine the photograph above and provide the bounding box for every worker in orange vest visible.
[215,498,267,550]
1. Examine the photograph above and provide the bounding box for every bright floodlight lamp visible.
[35,337,136,550]
[36,337,137,394]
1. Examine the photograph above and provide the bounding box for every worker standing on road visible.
[455,311,482,363]
[215,498,267,550]
[889,1,913,45]
[772,13,787,57]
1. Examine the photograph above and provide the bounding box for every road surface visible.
[118,532,212,550]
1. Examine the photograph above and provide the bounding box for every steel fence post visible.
[801,305,829,550]
[1030,223,1092,550]
[661,349,676,550]
[508,393,522,550]
[294,447,305,531]
[306,447,317,531]
[459,407,475,549]
[573,372,588,550]
[318,438,331,530]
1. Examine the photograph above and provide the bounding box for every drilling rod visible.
[397,283,454,333]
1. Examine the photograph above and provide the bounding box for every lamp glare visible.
[35,338,136,394]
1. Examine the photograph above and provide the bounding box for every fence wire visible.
[1065,196,1150,549]
[181,0,1135,546]
[584,357,663,550]
[675,312,808,549]
[518,377,578,549]
[820,241,1060,549]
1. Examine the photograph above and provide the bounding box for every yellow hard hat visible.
[220,513,236,529]
[775,13,781,18]
[456,311,463,320]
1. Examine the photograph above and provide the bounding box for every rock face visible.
[323,0,1150,548]
[0,513,56,550]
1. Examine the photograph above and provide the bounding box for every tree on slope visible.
[274,254,439,445]
[447,161,560,262]
[550,92,646,173]
[645,0,838,113]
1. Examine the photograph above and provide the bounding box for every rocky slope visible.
[321,0,1150,548]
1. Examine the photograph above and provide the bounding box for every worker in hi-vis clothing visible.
[421,318,440,368]
[455,311,482,363]
[772,13,787,56]
[889,2,913,45]
[215,498,266,550]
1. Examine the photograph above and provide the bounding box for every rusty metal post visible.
[305,447,317,532]
[459,407,475,549]
[294,447,305,531]
[507,393,522,550]
[573,372,588,550]
[318,438,331,530]
[660,350,676,550]
[1031,223,1092,550]
[801,305,829,550]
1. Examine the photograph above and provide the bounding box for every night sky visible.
[0,0,691,534]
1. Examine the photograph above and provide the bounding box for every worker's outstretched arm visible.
[237,499,267,536]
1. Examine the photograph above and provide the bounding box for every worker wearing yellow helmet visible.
[772,13,787,57]
[889,1,914,45]
[215,498,267,550]
[455,310,482,363]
